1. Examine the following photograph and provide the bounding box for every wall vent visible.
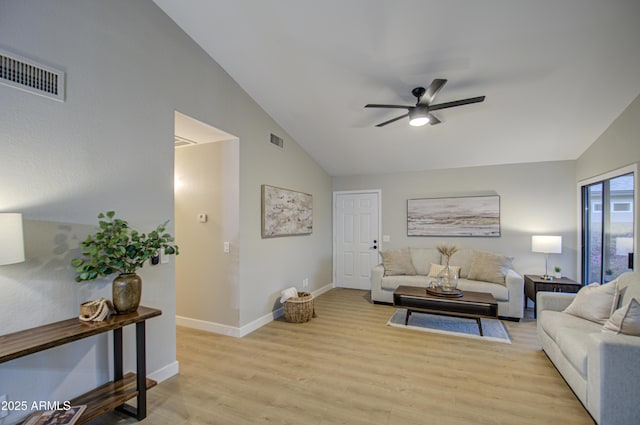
[270,133,284,149]
[0,48,65,101]
[174,135,198,148]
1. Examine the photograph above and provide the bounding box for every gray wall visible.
[0,1,332,422]
[333,161,578,277]
[577,94,640,271]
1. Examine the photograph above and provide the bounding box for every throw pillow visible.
[563,282,618,325]
[380,248,416,276]
[428,263,462,278]
[467,250,513,285]
[603,298,640,335]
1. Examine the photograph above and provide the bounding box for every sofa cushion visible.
[427,263,461,278]
[380,275,429,291]
[448,249,473,278]
[603,298,640,335]
[563,282,618,324]
[539,310,603,341]
[555,327,593,377]
[409,248,440,275]
[380,248,416,276]
[467,250,513,285]
[456,278,509,301]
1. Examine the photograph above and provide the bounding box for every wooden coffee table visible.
[393,285,498,336]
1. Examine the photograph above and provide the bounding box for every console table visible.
[0,306,161,424]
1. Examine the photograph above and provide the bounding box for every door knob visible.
[371,240,378,250]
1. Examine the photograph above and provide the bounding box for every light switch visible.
[224,241,230,253]
[383,235,391,242]
[198,213,208,223]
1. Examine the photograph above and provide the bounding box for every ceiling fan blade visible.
[428,96,485,111]
[375,113,409,127]
[419,79,447,105]
[365,104,413,109]
[427,113,441,125]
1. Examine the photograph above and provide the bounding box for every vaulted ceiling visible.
[154,0,640,176]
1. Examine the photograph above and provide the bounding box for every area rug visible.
[386,309,511,344]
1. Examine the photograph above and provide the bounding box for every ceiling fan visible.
[365,79,485,127]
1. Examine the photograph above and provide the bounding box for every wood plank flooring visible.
[88,288,594,425]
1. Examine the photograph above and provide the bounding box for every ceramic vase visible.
[112,273,142,314]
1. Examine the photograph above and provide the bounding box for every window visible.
[581,170,635,283]
[612,202,632,212]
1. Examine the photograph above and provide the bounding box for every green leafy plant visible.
[554,266,561,273]
[71,211,179,282]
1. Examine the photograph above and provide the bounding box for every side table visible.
[524,274,582,318]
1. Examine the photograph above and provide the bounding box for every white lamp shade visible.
[531,235,562,254]
[0,213,25,265]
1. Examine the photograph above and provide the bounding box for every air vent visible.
[174,135,198,148]
[270,133,284,149]
[0,48,65,101]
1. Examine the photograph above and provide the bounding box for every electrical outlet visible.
[0,394,8,419]
[302,278,309,289]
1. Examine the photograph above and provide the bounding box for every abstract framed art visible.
[407,195,500,237]
[261,185,313,238]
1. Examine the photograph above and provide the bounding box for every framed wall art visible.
[261,185,313,238]
[407,195,500,237]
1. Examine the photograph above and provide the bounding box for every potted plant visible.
[71,211,179,314]
[554,266,562,279]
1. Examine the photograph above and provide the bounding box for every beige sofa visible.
[370,247,524,320]
[537,271,640,425]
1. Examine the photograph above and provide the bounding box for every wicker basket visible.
[284,291,314,323]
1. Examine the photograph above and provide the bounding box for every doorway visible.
[333,190,381,290]
[173,111,240,329]
[580,166,636,283]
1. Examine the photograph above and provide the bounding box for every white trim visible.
[577,163,638,282]
[176,283,335,338]
[332,189,382,287]
[148,360,179,383]
[176,315,242,337]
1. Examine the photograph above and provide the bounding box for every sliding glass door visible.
[582,172,634,283]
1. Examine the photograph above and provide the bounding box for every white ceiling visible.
[154,0,640,176]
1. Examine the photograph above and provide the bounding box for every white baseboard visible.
[177,282,336,338]
[176,315,241,337]
[148,360,179,383]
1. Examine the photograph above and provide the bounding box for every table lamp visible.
[0,213,25,265]
[531,235,562,280]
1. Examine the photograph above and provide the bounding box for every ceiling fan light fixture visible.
[409,108,430,127]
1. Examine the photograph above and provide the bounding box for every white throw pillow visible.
[603,298,640,335]
[563,282,618,324]
[427,263,461,278]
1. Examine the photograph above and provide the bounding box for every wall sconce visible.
[0,213,25,265]
[531,235,562,280]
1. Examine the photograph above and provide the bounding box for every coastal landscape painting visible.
[262,185,313,237]
[407,195,500,237]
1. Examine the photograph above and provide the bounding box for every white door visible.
[334,191,381,289]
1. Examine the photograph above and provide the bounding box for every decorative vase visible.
[112,273,142,314]
[438,258,459,292]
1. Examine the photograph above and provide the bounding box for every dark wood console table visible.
[0,306,162,424]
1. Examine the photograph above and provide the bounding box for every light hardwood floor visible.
[89,288,594,425]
